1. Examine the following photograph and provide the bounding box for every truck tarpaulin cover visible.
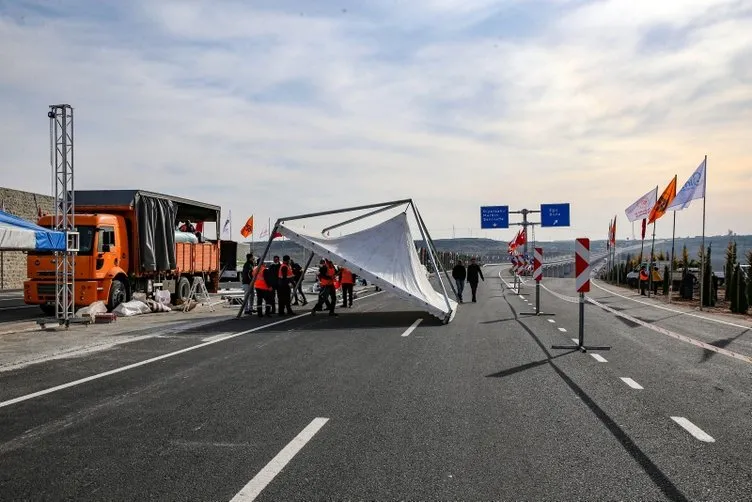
[278,213,457,322]
[136,195,177,272]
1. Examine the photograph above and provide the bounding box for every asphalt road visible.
[0,290,40,324]
[1,266,750,500]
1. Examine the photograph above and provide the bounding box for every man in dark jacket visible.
[241,253,254,314]
[267,255,281,314]
[466,257,485,303]
[452,260,466,303]
[290,259,307,306]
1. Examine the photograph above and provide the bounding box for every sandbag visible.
[112,300,151,317]
[146,299,171,313]
[155,290,172,305]
[76,301,108,318]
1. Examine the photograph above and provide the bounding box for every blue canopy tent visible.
[0,210,66,251]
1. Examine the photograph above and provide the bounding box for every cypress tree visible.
[663,265,670,295]
[702,245,714,307]
[729,267,739,313]
[681,245,689,278]
[739,267,749,314]
[725,241,736,300]
[747,250,752,312]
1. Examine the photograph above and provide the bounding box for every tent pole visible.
[410,202,454,313]
[292,250,315,296]
[279,199,412,224]
[237,219,279,319]
[413,204,457,297]
[321,202,406,235]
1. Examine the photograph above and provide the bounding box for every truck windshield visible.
[34,225,95,255]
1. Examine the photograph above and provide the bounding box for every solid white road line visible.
[590,354,608,363]
[589,297,752,365]
[548,319,556,323]
[592,280,752,331]
[0,305,37,311]
[518,295,525,300]
[230,417,329,501]
[558,327,567,332]
[671,416,715,443]
[401,318,423,337]
[0,292,386,409]
[620,377,644,390]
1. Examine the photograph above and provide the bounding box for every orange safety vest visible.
[254,265,272,290]
[319,265,333,286]
[639,270,648,281]
[340,267,354,284]
[278,263,294,279]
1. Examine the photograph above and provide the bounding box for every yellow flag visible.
[648,176,677,224]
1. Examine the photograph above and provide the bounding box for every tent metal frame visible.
[237,199,455,322]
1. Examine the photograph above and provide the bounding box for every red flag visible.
[272,231,283,239]
[240,216,254,238]
[195,221,204,233]
[515,228,527,246]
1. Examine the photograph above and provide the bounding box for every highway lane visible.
[503,269,752,500]
[0,267,750,500]
[0,290,39,324]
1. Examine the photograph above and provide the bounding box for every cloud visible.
[0,0,750,244]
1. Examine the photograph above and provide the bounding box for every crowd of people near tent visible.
[240,254,359,317]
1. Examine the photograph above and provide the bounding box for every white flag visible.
[221,210,231,240]
[667,158,706,211]
[624,187,658,222]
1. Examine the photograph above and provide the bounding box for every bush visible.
[702,245,714,307]
[662,265,670,295]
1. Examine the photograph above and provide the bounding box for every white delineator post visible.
[575,238,590,347]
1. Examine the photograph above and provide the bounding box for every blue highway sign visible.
[540,203,570,227]
[480,206,509,229]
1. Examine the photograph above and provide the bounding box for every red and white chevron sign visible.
[575,238,590,293]
[533,247,543,282]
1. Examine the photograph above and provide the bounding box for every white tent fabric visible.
[278,213,457,322]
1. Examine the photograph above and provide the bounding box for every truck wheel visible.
[108,280,127,312]
[173,276,191,304]
[40,304,56,316]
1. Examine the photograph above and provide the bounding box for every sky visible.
[1,0,750,243]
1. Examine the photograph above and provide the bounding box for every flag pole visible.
[699,155,707,311]
[648,221,656,298]
[669,209,676,304]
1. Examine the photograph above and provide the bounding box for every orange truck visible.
[24,190,221,314]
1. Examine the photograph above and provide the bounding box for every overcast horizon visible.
[1,0,750,242]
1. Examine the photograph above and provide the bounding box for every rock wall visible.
[0,187,55,290]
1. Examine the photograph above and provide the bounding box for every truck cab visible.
[25,214,131,314]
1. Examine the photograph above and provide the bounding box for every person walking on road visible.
[312,259,337,316]
[466,257,485,303]
[267,256,281,314]
[452,259,466,303]
[276,255,295,316]
[290,258,307,306]
[338,265,356,308]
[241,253,254,315]
[253,262,273,317]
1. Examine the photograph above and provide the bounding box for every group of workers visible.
[241,254,357,317]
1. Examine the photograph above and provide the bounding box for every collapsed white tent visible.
[278,213,457,322]
[237,199,458,323]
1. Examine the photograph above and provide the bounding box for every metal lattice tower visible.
[49,104,75,322]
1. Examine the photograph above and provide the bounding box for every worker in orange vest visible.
[338,265,356,308]
[312,259,337,316]
[253,262,273,317]
[276,255,295,316]
[639,265,649,296]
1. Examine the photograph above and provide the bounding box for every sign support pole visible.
[521,247,554,316]
[552,238,610,352]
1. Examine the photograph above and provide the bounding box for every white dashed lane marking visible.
[671,417,715,443]
[620,377,644,390]
[590,354,608,363]
[558,327,567,332]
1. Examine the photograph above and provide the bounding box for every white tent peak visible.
[238,200,458,323]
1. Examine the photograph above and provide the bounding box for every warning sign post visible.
[552,238,610,353]
[520,247,554,317]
